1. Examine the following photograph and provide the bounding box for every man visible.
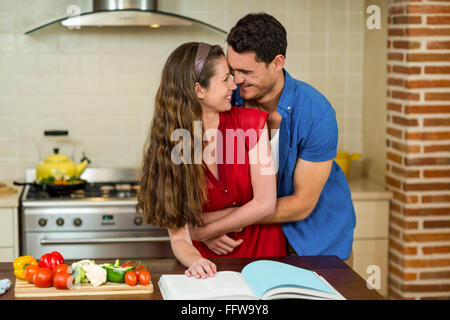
[225,12,356,261]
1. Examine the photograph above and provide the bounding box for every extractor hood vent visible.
[25,0,226,35]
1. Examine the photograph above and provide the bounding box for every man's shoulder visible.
[289,75,332,113]
[283,80,334,126]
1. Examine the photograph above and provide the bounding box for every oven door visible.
[24,230,173,260]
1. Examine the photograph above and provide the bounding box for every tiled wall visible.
[0,0,365,180]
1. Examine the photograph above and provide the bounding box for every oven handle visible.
[40,236,170,244]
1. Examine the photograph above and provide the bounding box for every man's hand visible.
[190,221,244,255]
[189,207,238,242]
[203,234,243,255]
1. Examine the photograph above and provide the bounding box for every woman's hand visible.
[185,258,217,279]
[204,234,243,255]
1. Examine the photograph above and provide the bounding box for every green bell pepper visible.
[101,259,134,283]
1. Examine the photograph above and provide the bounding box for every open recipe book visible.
[158,260,346,300]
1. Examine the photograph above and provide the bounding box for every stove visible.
[20,168,173,260]
[25,182,140,200]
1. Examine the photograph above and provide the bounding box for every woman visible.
[137,42,286,279]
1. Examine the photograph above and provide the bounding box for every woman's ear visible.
[195,82,206,100]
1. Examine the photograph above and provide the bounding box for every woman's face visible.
[197,56,237,113]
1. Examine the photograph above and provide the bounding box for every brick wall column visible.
[387,0,450,299]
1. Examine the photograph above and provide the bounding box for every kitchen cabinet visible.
[0,208,18,261]
[0,182,21,262]
[349,178,392,298]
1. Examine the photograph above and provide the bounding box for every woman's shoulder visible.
[229,106,268,117]
[227,106,269,130]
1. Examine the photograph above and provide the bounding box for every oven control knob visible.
[134,216,143,226]
[73,218,82,227]
[56,218,64,226]
[38,218,47,227]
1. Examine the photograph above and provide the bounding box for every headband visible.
[194,42,212,81]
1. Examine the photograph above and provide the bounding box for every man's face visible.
[226,45,276,102]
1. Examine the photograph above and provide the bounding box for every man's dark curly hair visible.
[227,12,287,64]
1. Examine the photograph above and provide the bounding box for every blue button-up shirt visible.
[232,69,356,259]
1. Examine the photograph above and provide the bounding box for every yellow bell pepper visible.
[13,256,38,280]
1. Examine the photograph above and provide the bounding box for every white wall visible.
[363,0,388,184]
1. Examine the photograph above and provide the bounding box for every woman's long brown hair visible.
[137,42,225,229]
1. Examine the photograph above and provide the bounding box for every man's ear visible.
[272,54,285,72]
[195,82,206,99]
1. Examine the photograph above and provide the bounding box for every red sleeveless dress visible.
[193,107,286,258]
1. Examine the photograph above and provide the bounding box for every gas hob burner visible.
[25,181,140,200]
[115,184,131,191]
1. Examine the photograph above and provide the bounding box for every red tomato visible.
[135,264,148,277]
[53,272,73,289]
[53,264,68,273]
[138,270,151,286]
[33,268,54,288]
[122,261,135,268]
[124,271,137,286]
[24,265,40,284]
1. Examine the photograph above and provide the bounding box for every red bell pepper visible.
[39,251,65,270]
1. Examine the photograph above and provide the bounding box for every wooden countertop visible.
[0,177,392,207]
[0,179,21,208]
[0,256,383,300]
[349,177,393,201]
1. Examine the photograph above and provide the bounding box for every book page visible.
[159,271,257,300]
[262,285,345,300]
[241,260,341,299]
[316,275,346,299]
[260,276,346,300]
[263,291,330,300]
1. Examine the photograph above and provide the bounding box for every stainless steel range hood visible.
[25,0,226,35]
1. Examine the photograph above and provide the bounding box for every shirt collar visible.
[276,69,295,116]
[232,87,243,107]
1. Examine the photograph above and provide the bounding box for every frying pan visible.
[13,180,87,197]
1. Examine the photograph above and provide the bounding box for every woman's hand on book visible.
[204,234,243,255]
[185,258,217,279]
